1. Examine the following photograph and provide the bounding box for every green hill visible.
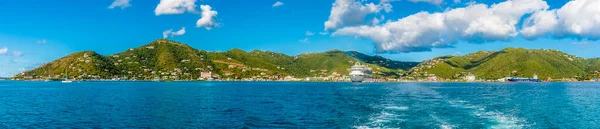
[13,39,417,80]
[586,58,600,79]
[16,40,597,81]
[17,51,117,79]
[410,48,598,80]
[108,40,212,80]
[345,51,419,70]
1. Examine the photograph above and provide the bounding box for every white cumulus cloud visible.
[12,51,22,57]
[273,1,284,7]
[109,0,131,9]
[521,0,600,40]
[324,0,392,30]
[299,38,309,43]
[306,31,314,36]
[319,31,329,35]
[333,0,549,53]
[155,0,197,16]
[572,41,592,47]
[409,0,444,5]
[196,5,219,30]
[520,10,558,39]
[36,39,47,44]
[163,27,186,38]
[0,47,7,55]
[18,68,26,72]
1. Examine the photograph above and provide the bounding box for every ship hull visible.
[350,75,365,82]
[507,78,540,82]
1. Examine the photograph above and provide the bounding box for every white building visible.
[465,74,476,82]
[200,72,212,79]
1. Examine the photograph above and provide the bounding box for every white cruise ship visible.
[348,62,372,82]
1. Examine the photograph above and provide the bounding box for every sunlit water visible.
[0,81,599,128]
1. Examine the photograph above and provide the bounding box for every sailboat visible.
[62,67,73,83]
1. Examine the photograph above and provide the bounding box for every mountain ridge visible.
[409,47,600,81]
[13,39,417,80]
[12,40,600,81]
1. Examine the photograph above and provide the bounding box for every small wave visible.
[431,114,457,129]
[384,106,409,111]
[353,125,389,129]
[471,107,525,128]
[447,100,526,128]
[448,100,478,109]
[448,100,468,103]
[353,110,405,129]
[482,111,525,129]
[353,125,401,129]
[440,124,454,129]
[343,86,367,90]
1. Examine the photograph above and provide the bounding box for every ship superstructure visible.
[349,62,372,82]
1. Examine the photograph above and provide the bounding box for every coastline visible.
[4,79,598,83]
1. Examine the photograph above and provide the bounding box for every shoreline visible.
[2,80,598,83]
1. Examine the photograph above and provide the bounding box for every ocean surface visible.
[0,81,599,128]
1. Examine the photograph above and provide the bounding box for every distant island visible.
[410,48,600,82]
[10,39,600,82]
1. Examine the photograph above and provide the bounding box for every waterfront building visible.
[427,75,437,82]
[465,74,476,82]
[200,72,212,79]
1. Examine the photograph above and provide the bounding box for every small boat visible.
[62,66,73,83]
[61,79,73,83]
[152,78,165,82]
[508,74,540,82]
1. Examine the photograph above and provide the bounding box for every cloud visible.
[319,31,329,35]
[520,10,558,39]
[324,0,392,30]
[306,31,314,36]
[196,5,219,30]
[521,0,600,40]
[572,41,591,47]
[154,1,220,30]
[408,0,444,5]
[299,38,309,43]
[12,51,23,57]
[571,41,597,48]
[370,15,385,25]
[370,17,380,25]
[333,0,549,53]
[0,47,7,55]
[155,0,197,16]
[36,39,47,44]
[162,27,186,38]
[18,68,26,72]
[108,0,131,9]
[273,1,284,7]
[11,59,29,63]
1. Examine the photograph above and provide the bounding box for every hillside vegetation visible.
[13,39,418,80]
[14,40,600,81]
[410,48,600,80]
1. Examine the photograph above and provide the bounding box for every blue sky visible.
[0,0,599,77]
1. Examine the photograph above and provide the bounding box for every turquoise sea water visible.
[0,81,599,128]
